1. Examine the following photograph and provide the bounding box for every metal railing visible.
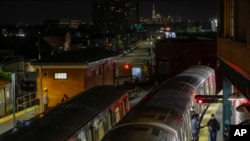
[16,93,37,112]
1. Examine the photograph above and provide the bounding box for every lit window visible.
[54,73,67,80]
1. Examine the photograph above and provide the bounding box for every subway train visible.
[101,65,216,141]
[0,82,12,118]
[0,85,130,141]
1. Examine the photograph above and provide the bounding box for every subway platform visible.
[199,102,223,141]
[0,106,39,134]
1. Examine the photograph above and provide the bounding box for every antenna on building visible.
[152,2,156,19]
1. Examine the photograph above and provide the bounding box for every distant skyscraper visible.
[152,2,156,20]
[92,0,138,33]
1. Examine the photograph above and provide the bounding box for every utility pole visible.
[12,73,16,127]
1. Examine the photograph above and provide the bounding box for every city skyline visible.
[0,0,217,25]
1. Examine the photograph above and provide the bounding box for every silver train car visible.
[102,65,216,141]
[0,85,130,141]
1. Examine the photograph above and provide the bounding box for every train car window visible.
[69,129,87,141]
[114,107,121,123]
[98,120,105,140]
[198,84,204,95]
[205,80,209,95]
[103,115,108,131]
[86,128,93,141]
[208,75,215,95]
[158,130,177,141]
[107,112,112,130]
[77,130,87,141]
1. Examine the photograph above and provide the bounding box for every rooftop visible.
[32,47,121,65]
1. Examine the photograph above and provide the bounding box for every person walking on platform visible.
[191,113,201,141]
[206,114,220,141]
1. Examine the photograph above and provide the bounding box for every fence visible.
[16,93,38,112]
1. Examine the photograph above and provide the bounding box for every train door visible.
[123,95,130,113]
[114,106,121,124]
[5,86,13,115]
[0,87,6,117]
[97,120,105,141]
[106,111,112,130]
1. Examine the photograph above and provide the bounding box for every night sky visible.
[0,0,217,25]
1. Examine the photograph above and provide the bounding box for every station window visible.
[54,73,67,80]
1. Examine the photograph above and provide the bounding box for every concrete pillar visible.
[222,78,233,138]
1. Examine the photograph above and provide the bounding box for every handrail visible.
[16,93,37,112]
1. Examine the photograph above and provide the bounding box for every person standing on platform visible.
[191,113,201,141]
[61,94,69,103]
[190,106,196,119]
[207,114,220,141]
[43,89,49,111]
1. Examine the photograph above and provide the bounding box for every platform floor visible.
[199,102,223,141]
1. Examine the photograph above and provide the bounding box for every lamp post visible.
[39,65,43,113]
[37,31,43,113]
[150,42,154,75]
[12,73,16,127]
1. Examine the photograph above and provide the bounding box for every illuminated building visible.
[92,0,138,33]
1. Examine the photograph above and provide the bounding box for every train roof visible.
[178,65,214,80]
[0,85,128,141]
[121,87,192,126]
[102,66,216,141]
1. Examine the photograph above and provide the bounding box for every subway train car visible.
[0,85,130,141]
[0,81,13,118]
[102,65,216,141]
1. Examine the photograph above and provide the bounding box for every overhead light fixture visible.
[227,92,245,101]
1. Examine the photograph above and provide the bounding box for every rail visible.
[16,93,37,112]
